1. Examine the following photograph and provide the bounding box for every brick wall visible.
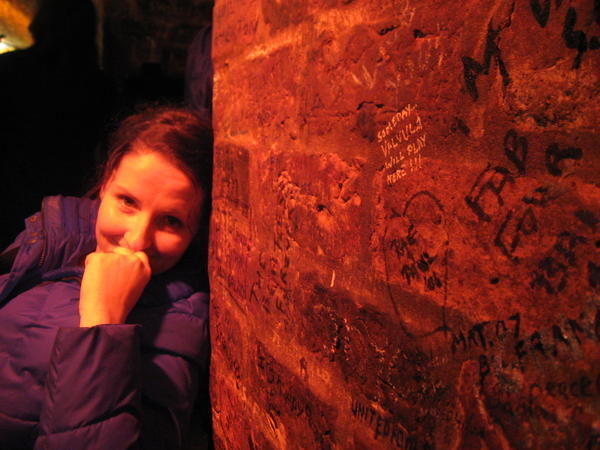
[210,0,600,448]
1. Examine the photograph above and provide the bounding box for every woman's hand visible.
[79,247,151,327]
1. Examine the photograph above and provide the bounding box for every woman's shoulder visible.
[38,195,98,269]
[41,195,98,229]
[22,196,97,262]
[0,196,98,302]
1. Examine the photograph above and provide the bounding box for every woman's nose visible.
[124,217,153,252]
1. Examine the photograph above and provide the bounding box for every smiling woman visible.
[0,105,213,449]
[82,149,204,327]
[95,150,203,274]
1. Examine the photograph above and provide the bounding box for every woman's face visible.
[95,148,203,275]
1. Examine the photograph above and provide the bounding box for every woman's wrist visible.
[79,309,125,327]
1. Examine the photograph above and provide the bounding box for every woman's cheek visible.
[97,206,127,241]
[156,232,186,255]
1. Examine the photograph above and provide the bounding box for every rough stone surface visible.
[210,0,600,448]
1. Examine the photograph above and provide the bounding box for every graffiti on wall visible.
[211,0,600,447]
[462,2,599,102]
[377,104,427,185]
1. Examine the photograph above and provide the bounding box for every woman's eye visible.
[119,195,135,207]
[164,216,183,229]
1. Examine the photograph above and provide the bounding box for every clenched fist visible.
[79,247,151,327]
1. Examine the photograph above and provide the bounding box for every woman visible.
[0,106,212,449]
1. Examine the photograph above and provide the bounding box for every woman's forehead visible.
[108,152,202,205]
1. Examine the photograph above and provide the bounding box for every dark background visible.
[0,0,213,249]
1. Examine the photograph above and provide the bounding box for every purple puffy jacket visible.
[0,196,210,449]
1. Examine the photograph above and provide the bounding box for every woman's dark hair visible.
[92,105,213,221]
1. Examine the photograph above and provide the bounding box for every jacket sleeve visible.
[34,292,210,450]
